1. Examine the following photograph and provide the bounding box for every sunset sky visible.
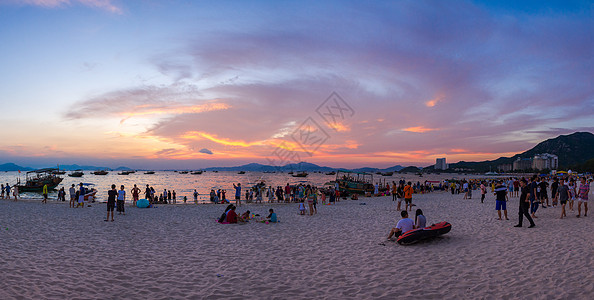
[0,0,592,169]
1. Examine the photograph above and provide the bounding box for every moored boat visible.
[68,170,84,177]
[93,170,109,175]
[292,171,308,177]
[335,170,374,195]
[15,168,63,192]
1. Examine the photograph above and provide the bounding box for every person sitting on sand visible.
[240,210,251,222]
[415,209,426,229]
[218,204,235,223]
[267,209,277,223]
[388,210,415,240]
[351,193,358,200]
[226,206,238,224]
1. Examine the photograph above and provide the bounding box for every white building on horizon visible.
[532,153,558,170]
[435,158,448,170]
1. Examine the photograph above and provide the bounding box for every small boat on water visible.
[191,171,203,175]
[292,171,308,177]
[68,170,84,177]
[335,170,374,195]
[287,171,294,175]
[15,168,63,192]
[118,171,133,175]
[93,170,109,175]
[80,183,98,202]
[325,171,336,175]
[238,171,246,174]
[144,171,155,174]
[381,172,394,176]
[52,170,66,175]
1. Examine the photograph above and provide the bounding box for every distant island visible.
[2,132,592,174]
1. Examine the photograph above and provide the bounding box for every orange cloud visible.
[403,126,439,133]
[181,131,266,147]
[425,94,445,107]
[122,102,230,120]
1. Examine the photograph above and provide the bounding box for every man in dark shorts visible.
[106,184,117,222]
[494,181,508,220]
[551,177,559,207]
[539,178,549,208]
[514,179,535,228]
[145,184,152,204]
[556,178,570,219]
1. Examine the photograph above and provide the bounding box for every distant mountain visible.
[0,163,33,172]
[448,132,594,172]
[398,166,421,173]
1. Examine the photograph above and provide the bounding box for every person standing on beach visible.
[556,178,570,219]
[69,184,76,208]
[77,182,85,208]
[145,184,151,203]
[513,179,520,197]
[1,183,4,199]
[539,178,549,208]
[404,182,414,211]
[551,177,559,207]
[131,184,140,207]
[42,183,48,204]
[117,185,126,215]
[233,183,241,206]
[514,179,535,228]
[494,181,509,220]
[106,184,117,221]
[193,189,199,204]
[576,177,589,218]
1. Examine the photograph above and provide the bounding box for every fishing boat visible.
[191,171,203,175]
[238,171,246,174]
[179,171,189,174]
[335,170,374,195]
[15,168,63,192]
[118,171,133,175]
[325,171,336,175]
[52,170,66,175]
[144,171,155,174]
[292,171,308,177]
[93,170,109,175]
[68,170,84,177]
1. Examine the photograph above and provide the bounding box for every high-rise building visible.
[435,158,448,170]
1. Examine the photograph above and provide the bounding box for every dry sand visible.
[0,192,592,299]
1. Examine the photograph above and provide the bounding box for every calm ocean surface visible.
[0,171,492,203]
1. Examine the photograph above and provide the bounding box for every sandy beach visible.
[1,192,592,299]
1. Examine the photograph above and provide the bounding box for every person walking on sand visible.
[233,183,241,206]
[403,182,414,211]
[42,183,48,204]
[5,184,11,200]
[551,177,559,207]
[480,181,487,203]
[529,175,539,219]
[117,185,126,215]
[514,179,535,228]
[106,184,117,222]
[576,177,589,218]
[12,185,18,201]
[556,178,570,219]
[131,184,140,207]
[494,181,509,220]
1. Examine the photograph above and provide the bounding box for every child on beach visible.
[299,201,306,215]
[117,185,126,215]
[267,209,277,223]
[494,181,509,220]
